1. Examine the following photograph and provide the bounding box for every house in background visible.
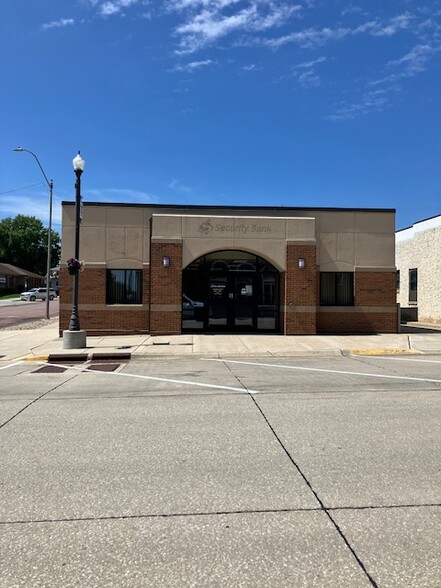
[60,202,398,336]
[50,266,60,294]
[396,214,441,324]
[0,263,45,293]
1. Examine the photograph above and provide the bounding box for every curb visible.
[349,349,422,356]
[22,352,132,363]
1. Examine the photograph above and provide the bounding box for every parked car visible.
[20,287,57,301]
[182,294,204,320]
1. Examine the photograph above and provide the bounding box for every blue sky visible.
[1,0,440,233]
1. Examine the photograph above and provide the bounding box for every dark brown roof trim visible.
[62,201,396,214]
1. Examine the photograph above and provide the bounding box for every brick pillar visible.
[354,270,399,333]
[150,241,183,335]
[284,243,317,335]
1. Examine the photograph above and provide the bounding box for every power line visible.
[0,182,46,196]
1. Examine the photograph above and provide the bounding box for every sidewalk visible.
[1,322,441,363]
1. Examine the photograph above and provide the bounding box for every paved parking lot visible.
[1,353,440,587]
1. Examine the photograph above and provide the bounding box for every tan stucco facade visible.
[62,205,395,273]
[60,203,397,336]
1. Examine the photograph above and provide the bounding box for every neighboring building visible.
[60,203,398,336]
[50,266,60,294]
[396,214,441,324]
[0,263,45,293]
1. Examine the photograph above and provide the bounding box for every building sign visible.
[210,282,226,296]
[197,219,275,237]
[0,276,6,284]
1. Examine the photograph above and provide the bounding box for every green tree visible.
[0,215,60,276]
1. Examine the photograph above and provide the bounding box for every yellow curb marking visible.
[23,355,49,361]
[349,349,422,356]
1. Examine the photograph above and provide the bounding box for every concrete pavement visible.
[1,349,440,586]
[1,321,441,364]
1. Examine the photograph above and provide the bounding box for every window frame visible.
[408,268,417,303]
[320,272,354,306]
[106,269,143,305]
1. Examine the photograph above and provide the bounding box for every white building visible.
[396,214,441,324]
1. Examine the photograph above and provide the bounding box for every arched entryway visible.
[182,250,279,333]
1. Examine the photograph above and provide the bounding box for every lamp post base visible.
[63,329,87,349]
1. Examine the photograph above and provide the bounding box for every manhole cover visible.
[87,363,121,372]
[33,365,68,373]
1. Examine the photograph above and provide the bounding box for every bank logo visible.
[198,220,214,235]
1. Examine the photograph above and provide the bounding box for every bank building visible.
[59,203,398,336]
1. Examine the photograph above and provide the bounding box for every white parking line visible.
[365,357,441,364]
[204,359,441,385]
[0,362,24,371]
[36,362,261,394]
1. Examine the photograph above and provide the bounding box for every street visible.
[0,298,59,329]
[1,352,440,587]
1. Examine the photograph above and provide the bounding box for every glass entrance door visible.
[182,250,279,333]
[207,275,228,329]
[207,273,255,331]
[233,274,254,329]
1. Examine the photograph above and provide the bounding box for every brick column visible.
[150,241,183,335]
[284,243,317,335]
[354,270,398,333]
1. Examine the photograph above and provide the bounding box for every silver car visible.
[20,287,57,301]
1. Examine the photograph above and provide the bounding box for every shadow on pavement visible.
[400,324,441,334]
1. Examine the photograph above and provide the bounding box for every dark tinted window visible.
[409,268,417,302]
[320,272,354,306]
[107,270,142,304]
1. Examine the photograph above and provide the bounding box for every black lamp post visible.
[68,151,85,331]
[12,147,54,320]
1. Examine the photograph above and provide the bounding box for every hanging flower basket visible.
[66,258,85,275]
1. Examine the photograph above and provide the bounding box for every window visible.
[107,270,142,304]
[409,268,417,303]
[396,270,400,291]
[320,272,354,306]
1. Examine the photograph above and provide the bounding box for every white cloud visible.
[166,1,301,54]
[89,0,143,16]
[341,5,366,17]
[173,59,213,71]
[294,56,326,69]
[168,179,192,193]
[367,43,439,89]
[332,36,440,122]
[41,18,75,31]
[263,25,354,49]
[0,194,62,227]
[262,14,415,49]
[87,188,157,202]
[328,89,389,121]
[388,43,436,74]
[370,13,413,37]
[297,69,320,87]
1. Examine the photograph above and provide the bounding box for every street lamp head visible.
[12,147,24,152]
[72,151,86,172]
